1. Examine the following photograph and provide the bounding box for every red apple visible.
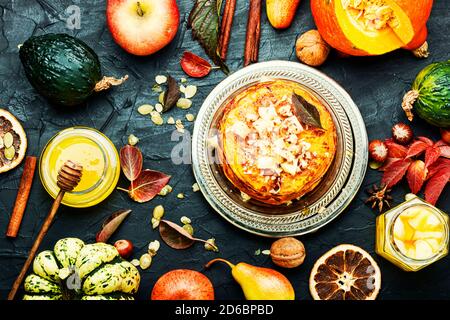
[107,0,180,56]
[151,269,214,300]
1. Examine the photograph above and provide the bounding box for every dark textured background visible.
[0,0,449,300]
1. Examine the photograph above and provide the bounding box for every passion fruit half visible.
[0,109,27,173]
[309,244,381,300]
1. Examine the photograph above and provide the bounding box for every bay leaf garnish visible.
[188,0,229,74]
[292,93,323,129]
[159,219,219,251]
[162,76,180,112]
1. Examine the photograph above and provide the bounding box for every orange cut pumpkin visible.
[311,0,433,56]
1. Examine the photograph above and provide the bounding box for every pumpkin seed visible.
[155,103,164,113]
[185,113,195,122]
[151,218,160,229]
[139,254,152,270]
[184,85,197,99]
[155,75,167,84]
[159,92,165,105]
[3,132,13,148]
[151,114,164,125]
[180,77,187,83]
[182,224,194,236]
[152,84,163,93]
[167,117,175,125]
[148,240,160,256]
[192,183,200,192]
[179,85,186,93]
[175,120,184,133]
[158,184,173,196]
[0,136,3,148]
[254,249,261,256]
[4,146,15,160]
[180,216,191,225]
[177,193,184,199]
[261,250,271,255]
[128,134,139,146]
[131,259,140,267]
[176,98,192,109]
[204,238,219,252]
[138,104,154,115]
[153,205,165,219]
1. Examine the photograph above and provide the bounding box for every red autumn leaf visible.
[379,157,403,171]
[427,158,450,180]
[435,140,448,147]
[440,145,450,158]
[385,139,408,158]
[120,145,143,181]
[128,169,171,203]
[381,158,412,188]
[96,209,131,243]
[424,145,441,168]
[180,51,212,78]
[406,160,427,194]
[424,167,450,205]
[417,136,434,146]
[406,140,429,158]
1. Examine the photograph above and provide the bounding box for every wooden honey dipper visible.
[8,160,83,300]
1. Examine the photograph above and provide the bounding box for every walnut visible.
[295,30,330,67]
[270,237,306,268]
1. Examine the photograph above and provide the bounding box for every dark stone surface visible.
[0,0,449,300]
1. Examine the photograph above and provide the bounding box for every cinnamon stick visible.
[244,0,262,66]
[218,0,237,60]
[6,156,37,238]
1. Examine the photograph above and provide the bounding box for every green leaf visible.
[188,0,229,74]
[292,93,323,129]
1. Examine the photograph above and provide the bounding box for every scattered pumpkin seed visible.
[175,120,184,133]
[151,218,160,229]
[158,184,173,196]
[148,240,160,256]
[138,104,154,115]
[180,216,191,225]
[153,205,165,219]
[3,132,13,148]
[159,92,165,105]
[155,103,164,113]
[139,253,152,270]
[128,134,139,146]
[184,85,197,99]
[150,110,160,117]
[152,84,163,93]
[192,183,200,192]
[254,249,261,256]
[167,117,175,125]
[0,136,3,148]
[155,75,168,84]
[151,114,164,125]
[185,113,195,122]
[204,238,219,252]
[4,146,15,160]
[180,77,187,83]
[176,98,192,109]
[131,259,140,267]
[177,193,184,199]
[183,224,194,236]
[179,85,186,93]
[261,250,271,256]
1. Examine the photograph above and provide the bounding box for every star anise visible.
[365,184,393,213]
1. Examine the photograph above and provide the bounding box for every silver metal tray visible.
[192,61,368,237]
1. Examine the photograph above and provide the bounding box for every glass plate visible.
[192,61,368,237]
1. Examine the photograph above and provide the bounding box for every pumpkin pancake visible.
[217,80,337,206]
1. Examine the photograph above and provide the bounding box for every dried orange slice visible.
[0,109,27,173]
[309,244,381,300]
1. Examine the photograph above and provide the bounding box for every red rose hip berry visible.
[114,240,134,259]
[440,128,450,144]
[369,140,388,163]
[392,123,413,145]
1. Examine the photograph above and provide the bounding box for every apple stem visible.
[205,258,235,270]
[136,2,144,17]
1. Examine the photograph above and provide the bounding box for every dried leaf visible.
[425,166,450,205]
[385,139,408,158]
[128,170,171,203]
[425,145,441,168]
[96,209,132,243]
[159,220,219,251]
[381,158,412,188]
[406,160,427,194]
[406,140,429,158]
[188,0,229,74]
[120,145,143,181]
[163,76,181,112]
[292,93,323,129]
[180,51,212,78]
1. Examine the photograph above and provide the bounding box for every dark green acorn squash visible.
[19,34,127,107]
[402,60,450,128]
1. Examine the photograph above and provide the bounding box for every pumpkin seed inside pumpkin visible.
[3,132,13,148]
[4,146,15,160]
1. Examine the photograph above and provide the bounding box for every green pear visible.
[205,258,295,300]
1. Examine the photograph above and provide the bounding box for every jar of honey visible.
[376,194,449,271]
[39,127,120,208]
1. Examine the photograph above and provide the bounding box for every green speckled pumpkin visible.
[402,60,450,128]
[23,238,140,300]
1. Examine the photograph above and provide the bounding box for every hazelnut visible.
[295,30,330,67]
[270,237,306,268]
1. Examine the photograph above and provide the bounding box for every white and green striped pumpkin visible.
[23,238,140,300]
